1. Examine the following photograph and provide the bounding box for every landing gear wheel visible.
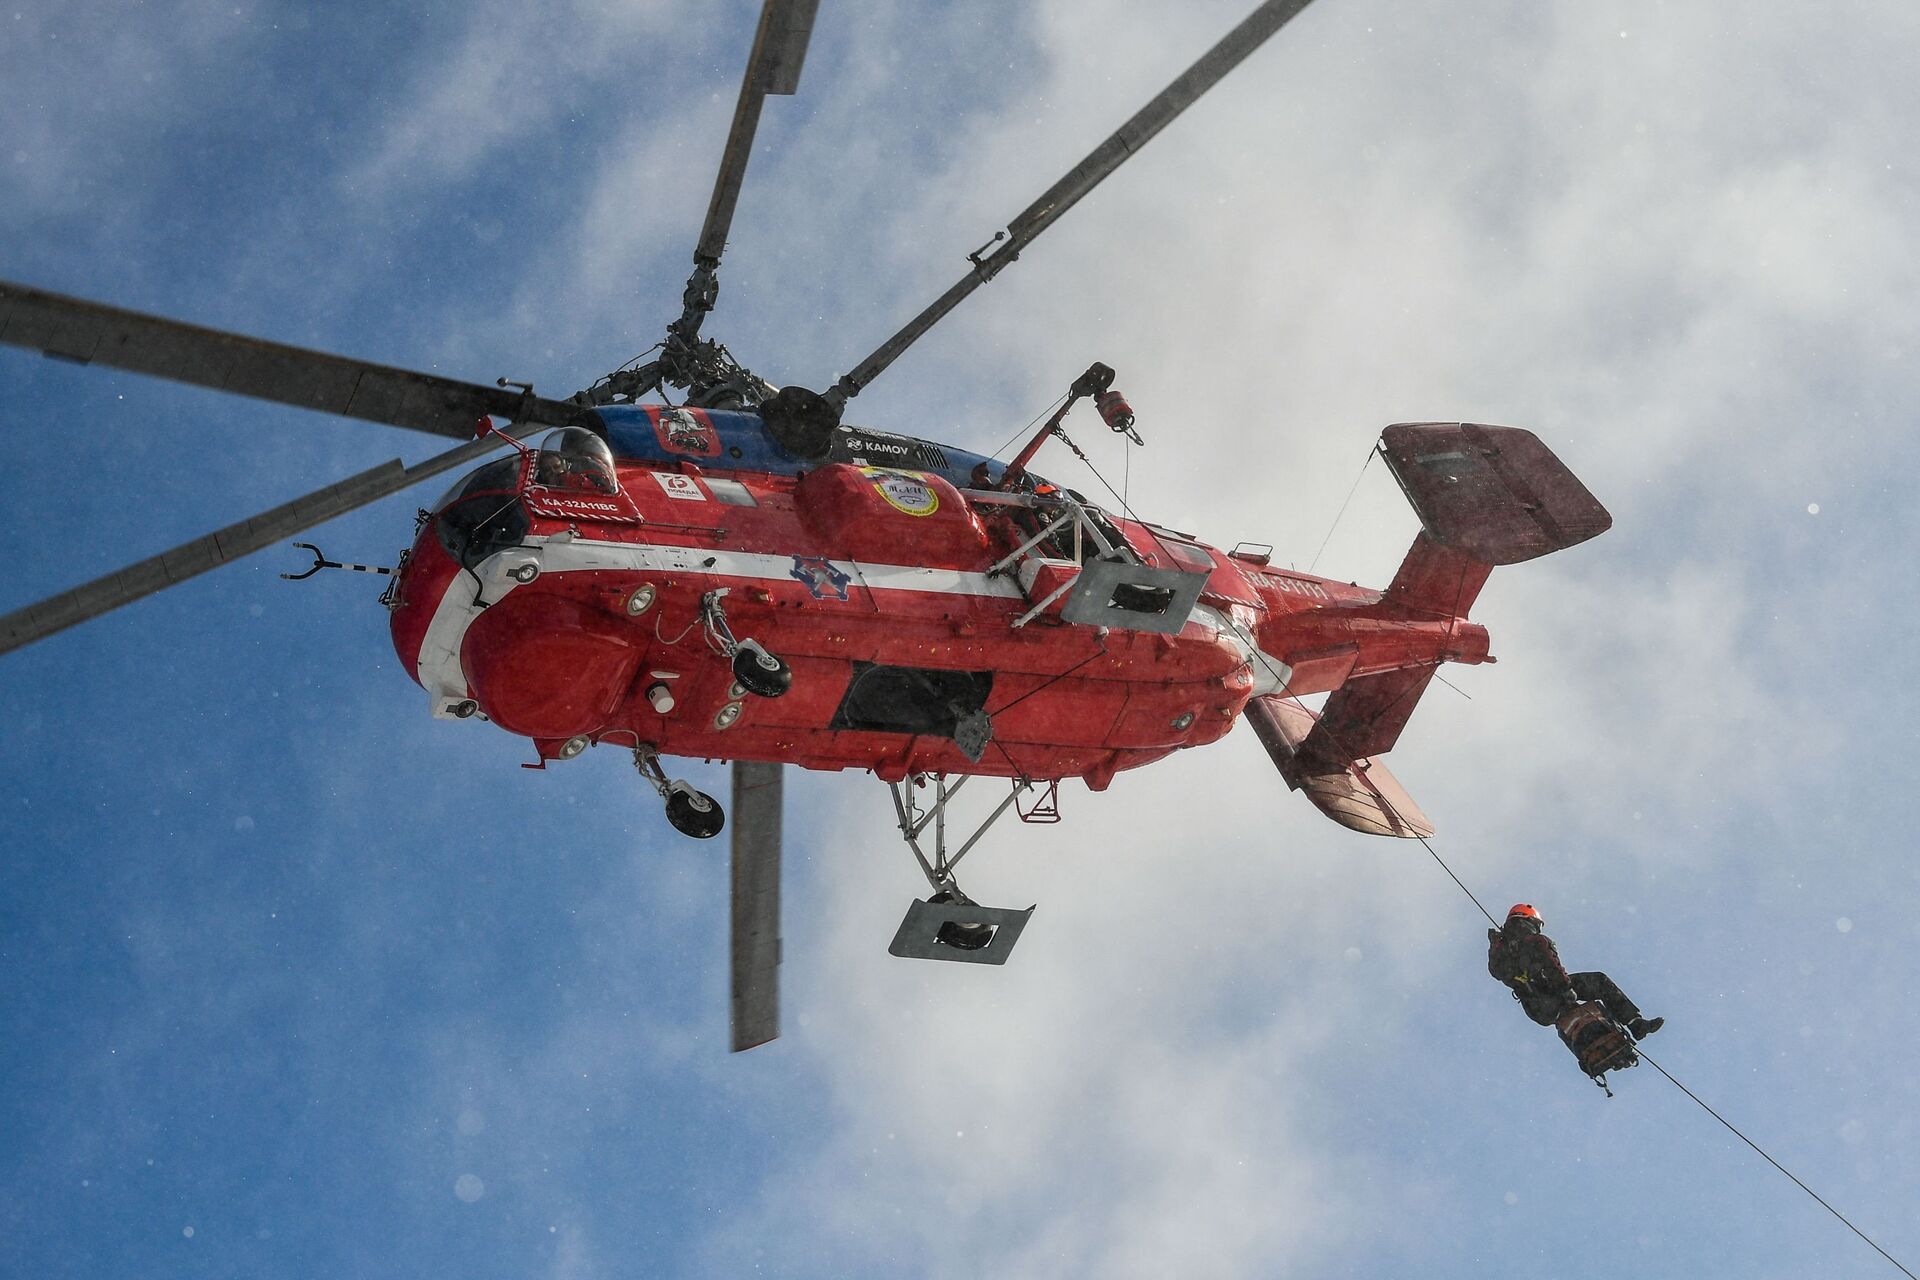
[731,645,792,698]
[936,920,994,951]
[665,788,725,839]
[928,889,994,951]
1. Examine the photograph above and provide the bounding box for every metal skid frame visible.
[980,489,1208,636]
[985,491,1113,629]
[884,774,1038,964]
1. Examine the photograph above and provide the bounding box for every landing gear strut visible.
[635,747,725,839]
[701,589,792,697]
[883,774,1040,964]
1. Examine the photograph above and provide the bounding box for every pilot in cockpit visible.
[534,427,618,495]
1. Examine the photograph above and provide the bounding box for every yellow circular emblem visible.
[863,467,939,517]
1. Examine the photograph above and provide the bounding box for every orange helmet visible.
[1507,903,1540,921]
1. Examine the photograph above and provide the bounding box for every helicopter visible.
[0,0,1610,1053]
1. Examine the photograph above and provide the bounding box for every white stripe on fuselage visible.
[414,538,1025,710]
[526,538,1028,601]
[414,537,1290,714]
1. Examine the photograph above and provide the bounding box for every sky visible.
[3,1,1918,1276]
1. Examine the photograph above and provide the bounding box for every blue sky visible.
[4,1,1918,1276]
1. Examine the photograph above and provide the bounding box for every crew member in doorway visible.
[1488,904,1664,1040]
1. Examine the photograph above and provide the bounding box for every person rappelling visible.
[1489,904,1663,1081]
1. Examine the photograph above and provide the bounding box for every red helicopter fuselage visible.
[386,405,1490,787]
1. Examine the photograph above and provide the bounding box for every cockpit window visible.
[436,491,529,568]
[532,427,618,496]
[431,456,523,513]
[432,457,529,567]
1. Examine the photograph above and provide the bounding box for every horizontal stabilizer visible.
[1380,423,1611,565]
[1244,696,1434,839]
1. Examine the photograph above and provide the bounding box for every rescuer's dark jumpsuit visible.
[1486,916,1647,1029]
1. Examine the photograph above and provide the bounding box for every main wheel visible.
[928,889,994,951]
[731,645,793,698]
[665,788,725,839]
[936,920,994,951]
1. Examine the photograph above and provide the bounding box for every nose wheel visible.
[665,784,726,839]
[635,747,725,839]
[702,590,791,698]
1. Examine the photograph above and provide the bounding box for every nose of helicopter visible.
[387,533,462,694]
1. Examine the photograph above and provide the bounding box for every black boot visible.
[1629,1016,1664,1040]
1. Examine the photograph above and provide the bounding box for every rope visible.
[1391,739,1913,1276]
[1380,744,1915,1275]
[1056,428,1153,529]
[1083,429,1920,1277]
[1412,829,1499,928]
[1637,1050,1917,1280]
[987,638,1109,718]
[1234,643,1916,1274]
[1308,444,1376,573]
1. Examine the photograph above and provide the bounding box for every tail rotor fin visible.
[1383,533,1493,620]
[1244,695,1434,839]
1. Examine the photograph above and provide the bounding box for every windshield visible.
[430,457,529,566]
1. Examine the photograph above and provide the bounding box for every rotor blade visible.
[696,0,821,267]
[825,0,1316,410]
[0,280,584,440]
[0,435,502,656]
[730,760,784,1052]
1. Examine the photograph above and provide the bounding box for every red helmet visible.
[1507,903,1540,921]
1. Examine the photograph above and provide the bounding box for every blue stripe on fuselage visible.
[595,405,1031,491]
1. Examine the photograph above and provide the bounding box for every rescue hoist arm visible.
[999,362,1141,489]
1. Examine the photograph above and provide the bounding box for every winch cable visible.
[1636,1048,1917,1280]
[1237,647,1915,1278]
[1059,429,1150,529]
[1410,824,1499,929]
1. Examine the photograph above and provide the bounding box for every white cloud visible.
[342,0,683,199]
[624,0,1920,1271]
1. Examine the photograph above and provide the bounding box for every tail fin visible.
[1382,533,1492,620]
[1305,421,1612,764]
[1244,424,1609,838]
[1299,664,1439,770]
